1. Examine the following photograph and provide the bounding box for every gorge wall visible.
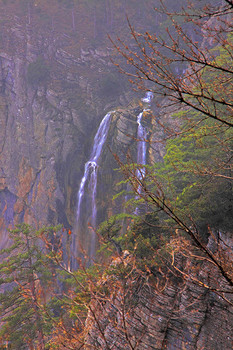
[0,0,158,249]
[0,23,118,247]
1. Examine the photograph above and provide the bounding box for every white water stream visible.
[136,111,147,178]
[135,92,153,212]
[75,111,113,261]
[73,92,153,264]
[137,92,153,179]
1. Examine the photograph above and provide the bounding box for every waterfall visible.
[74,111,113,263]
[136,111,147,179]
[136,91,153,178]
[135,92,153,212]
[141,91,153,104]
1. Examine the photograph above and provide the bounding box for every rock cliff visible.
[0,0,159,249]
[84,247,233,350]
[0,2,232,349]
[0,3,135,249]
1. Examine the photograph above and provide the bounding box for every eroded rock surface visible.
[84,251,233,350]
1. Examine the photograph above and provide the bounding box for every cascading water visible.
[74,111,114,263]
[136,91,153,179]
[136,111,147,179]
[135,92,153,212]
[73,92,153,263]
[142,91,153,104]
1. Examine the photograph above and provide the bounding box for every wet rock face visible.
[0,13,129,247]
[109,106,141,157]
[0,49,77,244]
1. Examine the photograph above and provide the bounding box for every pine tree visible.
[0,224,58,349]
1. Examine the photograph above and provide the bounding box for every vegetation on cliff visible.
[113,0,233,277]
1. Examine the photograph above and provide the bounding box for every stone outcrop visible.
[84,250,233,350]
[96,105,153,224]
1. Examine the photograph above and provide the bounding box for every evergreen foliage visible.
[0,224,54,348]
[154,110,233,234]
